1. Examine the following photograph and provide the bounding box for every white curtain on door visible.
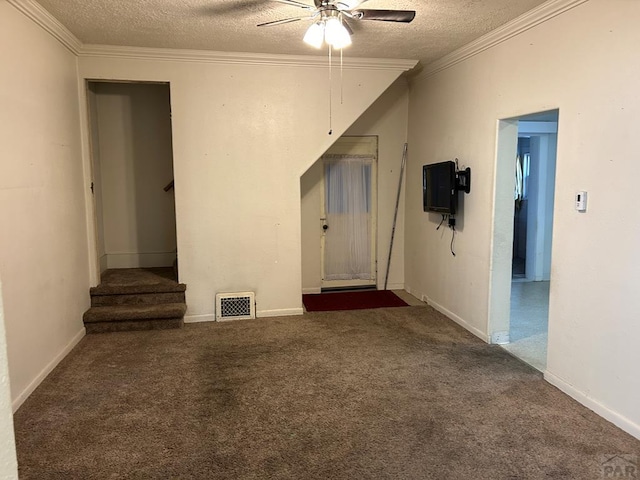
[323,154,373,281]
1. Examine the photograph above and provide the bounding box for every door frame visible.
[82,79,178,283]
[320,136,378,290]
[488,110,559,348]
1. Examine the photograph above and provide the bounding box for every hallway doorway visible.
[489,109,559,372]
[504,112,558,370]
[86,81,177,275]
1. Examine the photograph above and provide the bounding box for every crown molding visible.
[6,0,417,71]
[7,0,82,54]
[79,44,418,71]
[7,0,416,71]
[410,0,589,83]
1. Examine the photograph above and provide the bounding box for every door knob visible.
[323,224,329,231]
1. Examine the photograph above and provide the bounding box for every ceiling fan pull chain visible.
[328,44,333,135]
[340,46,344,105]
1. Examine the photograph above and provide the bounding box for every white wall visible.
[406,0,640,437]
[525,133,557,281]
[91,82,177,269]
[0,2,88,408]
[301,78,409,292]
[78,53,413,320]
[0,278,18,479]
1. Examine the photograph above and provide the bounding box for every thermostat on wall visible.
[576,191,587,212]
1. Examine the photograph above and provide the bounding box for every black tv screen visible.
[423,161,457,214]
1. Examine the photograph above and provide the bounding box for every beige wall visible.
[405,0,640,437]
[301,79,409,292]
[78,54,413,321]
[91,82,177,269]
[0,278,18,479]
[0,1,88,410]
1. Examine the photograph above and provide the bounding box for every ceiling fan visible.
[258,0,416,49]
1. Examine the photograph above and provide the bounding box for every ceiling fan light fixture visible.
[303,22,325,49]
[324,16,351,49]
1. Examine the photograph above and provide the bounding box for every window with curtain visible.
[323,154,374,281]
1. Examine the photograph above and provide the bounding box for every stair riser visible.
[86,318,184,334]
[85,268,186,333]
[91,292,185,307]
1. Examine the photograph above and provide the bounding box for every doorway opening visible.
[86,81,177,278]
[489,110,559,372]
[321,139,378,290]
[300,136,378,293]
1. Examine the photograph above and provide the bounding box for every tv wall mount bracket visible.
[454,159,471,194]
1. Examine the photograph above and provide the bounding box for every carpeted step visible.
[84,303,187,323]
[91,291,186,307]
[85,268,187,333]
[90,282,186,296]
[83,303,187,333]
[85,318,184,334]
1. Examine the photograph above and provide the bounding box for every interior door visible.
[320,138,377,289]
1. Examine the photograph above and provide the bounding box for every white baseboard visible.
[185,308,304,323]
[258,308,304,318]
[106,252,176,269]
[302,288,321,294]
[12,326,86,412]
[545,371,640,440]
[184,313,215,324]
[383,283,405,291]
[424,295,490,343]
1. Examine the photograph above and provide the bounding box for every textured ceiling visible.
[36,0,549,67]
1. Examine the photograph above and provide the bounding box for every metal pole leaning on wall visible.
[384,143,408,291]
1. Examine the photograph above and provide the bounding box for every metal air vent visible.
[215,292,256,321]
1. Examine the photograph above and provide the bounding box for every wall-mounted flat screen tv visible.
[423,161,457,215]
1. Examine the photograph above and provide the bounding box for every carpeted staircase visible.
[83,267,187,333]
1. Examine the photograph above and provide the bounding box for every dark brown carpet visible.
[13,306,640,479]
[91,268,185,296]
[101,267,177,285]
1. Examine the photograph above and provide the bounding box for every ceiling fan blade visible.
[272,0,314,9]
[352,9,416,23]
[257,16,305,27]
[314,0,322,6]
